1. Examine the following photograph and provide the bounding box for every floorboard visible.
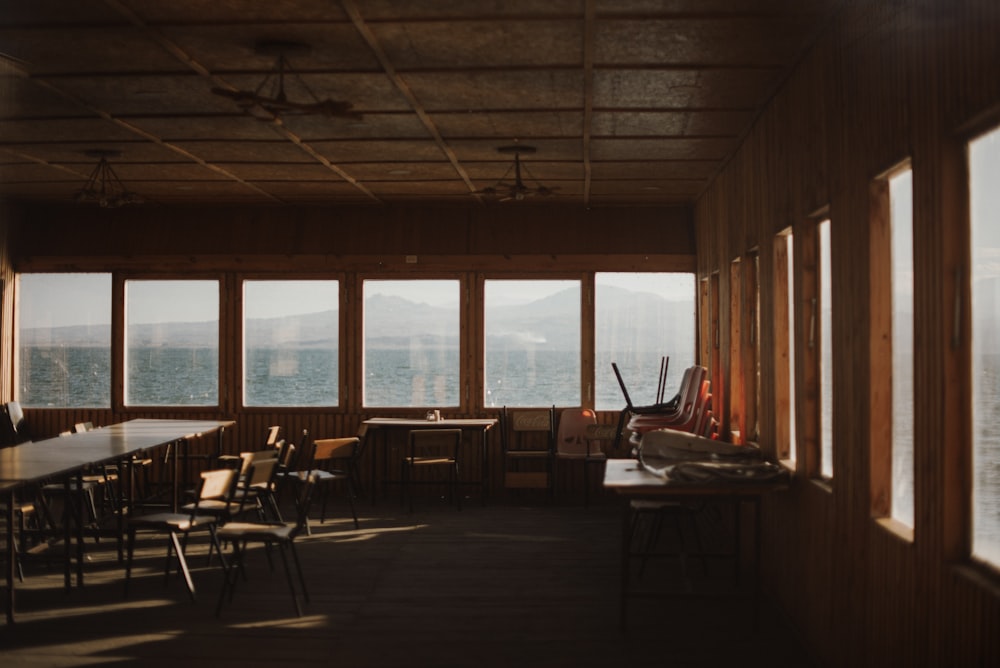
[2,494,820,667]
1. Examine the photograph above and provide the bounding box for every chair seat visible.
[505,450,551,458]
[129,512,218,532]
[406,455,456,466]
[218,521,295,542]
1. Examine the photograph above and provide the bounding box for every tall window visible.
[889,170,915,525]
[17,273,111,408]
[969,125,1000,567]
[729,259,744,441]
[594,273,696,411]
[746,251,761,443]
[243,280,339,407]
[484,279,580,407]
[870,166,915,529]
[774,229,796,463]
[363,279,460,408]
[125,280,219,406]
[819,218,834,479]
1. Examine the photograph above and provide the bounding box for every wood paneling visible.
[696,0,1000,665]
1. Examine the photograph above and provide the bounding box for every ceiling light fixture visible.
[74,150,143,208]
[212,41,361,122]
[475,144,554,201]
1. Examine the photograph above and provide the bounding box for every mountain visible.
[20,286,697,354]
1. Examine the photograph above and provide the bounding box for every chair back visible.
[187,468,239,520]
[264,425,282,447]
[313,437,359,466]
[501,406,554,454]
[0,401,30,447]
[74,421,95,433]
[556,408,598,457]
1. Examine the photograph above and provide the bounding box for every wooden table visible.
[362,417,497,505]
[1,418,233,624]
[603,458,785,630]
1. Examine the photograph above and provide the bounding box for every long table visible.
[1,418,234,624]
[602,458,785,630]
[362,417,497,504]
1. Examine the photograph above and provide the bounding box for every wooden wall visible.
[695,0,1000,665]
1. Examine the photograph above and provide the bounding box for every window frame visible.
[239,276,344,410]
[773,228,797,466]
[869,161,916,539]
[120,274,223,410]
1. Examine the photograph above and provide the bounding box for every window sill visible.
[809,477,833,495]
[952,562,1000,600]
[874,516,914,544]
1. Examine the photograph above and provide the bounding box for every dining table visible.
[362,417,497,505]
[1,418,234,624]
[602,457,787,630]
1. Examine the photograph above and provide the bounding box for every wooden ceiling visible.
[0,0,841,208]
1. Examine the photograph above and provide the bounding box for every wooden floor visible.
[2,492,819,667]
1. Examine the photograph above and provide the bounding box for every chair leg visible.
[276,543,302,617]
[346,478,359,529]
[288,541,309,604]
[170,531,196,601]
[124,527,136,598]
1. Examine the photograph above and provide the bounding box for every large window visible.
[484,279,580,407]
[243,280,339,407]
[125,280,219,406]
[594,273,696,411]
[969,125,1000,568]
[17,273,112,408]
[363,279,460,408]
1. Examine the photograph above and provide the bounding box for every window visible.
[243,280,339,407]
[17,273,112,408]
[746,251,761,443]
[729,258,744,441]
[819,218,834,478]
[870,165,915,530]
[484,279,580,407]
[594,273,696,411]
[774,229,796,463]
[125,280,219,406]
[363,279,460,408]
[969,125,1000,567]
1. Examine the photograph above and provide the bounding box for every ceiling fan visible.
[212,41,361,122]
[475,145,555,201]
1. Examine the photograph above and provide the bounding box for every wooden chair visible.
[500,406,555,495]
[124,467,238,601]
[215,473,319,617]
[309,434,363,528]
[401,428,462,512]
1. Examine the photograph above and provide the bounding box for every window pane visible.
[125,280,219,406]
[363,280,460,407]
[17,273,111,408]
[890,169,915,527]
[595,273,696,411]
[244,280,338,407]
[485,279,580,408]
[787,234,797,463]
[819,219,834,478]
[970,125,1000,567]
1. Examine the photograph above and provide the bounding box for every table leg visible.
[62,477,71,590]
[620,499,631,632]
[5,489,14,624]
[75,469,85,587]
